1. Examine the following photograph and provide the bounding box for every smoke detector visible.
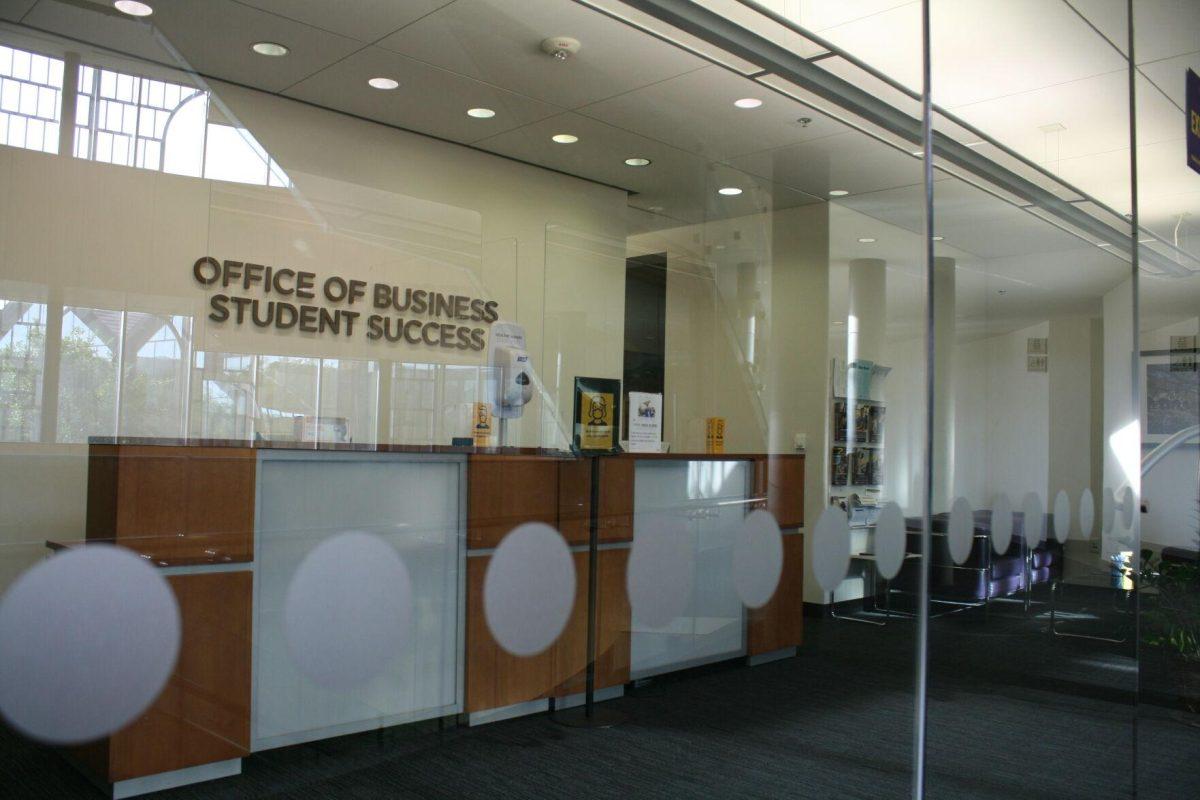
[541,36,581,60]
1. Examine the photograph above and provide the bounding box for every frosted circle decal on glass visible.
[1120,486,1136,530]
[1052,490,1071,544]
[874,502,906,581]
[627,512,693,627]
[733,509,783,609]
[948,497,974,565]
[484,523,575,657]
[991,493,1013,555]
[1101,488,1116,534]
[1021,492,1044,547]
[1078,488,1095,539]
[0,546,180,744]
[811,506,851,595]
[283,531,412,690]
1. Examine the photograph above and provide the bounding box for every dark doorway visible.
[623,253,667,439]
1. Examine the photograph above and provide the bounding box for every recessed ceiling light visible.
[368,77,398,90]
[965,140,986,147]
[734,98,763,109]
[1097,242,1114,248]
[648,205,664,212]
[551,133,578,144]
[251,42,289,57]
[932,236,944,241]
[624,157,651,167]
[857,237,876,243]
[718,187,743,196]
[114,0,153,16]
[910,150,924,157]
[467,108,495,118]
[829,189,849,197]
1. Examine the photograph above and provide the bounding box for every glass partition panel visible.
[928,2,1142,798]
[1132,1,1200,797]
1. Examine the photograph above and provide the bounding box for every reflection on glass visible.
[56,306,118,443]
[0,300,46,442]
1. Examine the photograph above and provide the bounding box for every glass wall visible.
[0,1,1196,798]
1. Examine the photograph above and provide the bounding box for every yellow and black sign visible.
[472,402,493,447]
[572,377,622,453]
[705,417,726,454]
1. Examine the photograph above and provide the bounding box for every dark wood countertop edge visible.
[88,438,807,461]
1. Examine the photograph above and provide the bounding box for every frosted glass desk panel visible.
[630,459,750,679]
[255,453,464,748]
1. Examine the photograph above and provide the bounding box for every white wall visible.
[1141,316,1200,552]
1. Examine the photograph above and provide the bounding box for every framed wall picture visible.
[1141,351,1199,444]
[573,376,622,453]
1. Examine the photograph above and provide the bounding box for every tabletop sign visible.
[705,417,726,454]
[573,377,622,454]
[1188,69,1200,175]
[628,391,663,453]
[472,402,494,446]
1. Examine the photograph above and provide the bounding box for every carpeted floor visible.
[2,593,1198,799]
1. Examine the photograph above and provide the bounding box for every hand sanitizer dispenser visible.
[497,346,533,413]
[487,323,532,445]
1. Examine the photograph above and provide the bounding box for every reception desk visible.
[55,439,804,796]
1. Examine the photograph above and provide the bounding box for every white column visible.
[932,257,956,512]
[847,258,887,368]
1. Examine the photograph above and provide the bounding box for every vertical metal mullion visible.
[86,67,99,161]
[113,309,126,437]
[1126,0,1141,796]
[912,1,934,798]
[57,52,79,157]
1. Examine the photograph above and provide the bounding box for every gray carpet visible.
[2,593,1198,799]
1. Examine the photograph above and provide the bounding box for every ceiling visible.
[1,0,1198,335]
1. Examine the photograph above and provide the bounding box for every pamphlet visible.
[628,392,662,452]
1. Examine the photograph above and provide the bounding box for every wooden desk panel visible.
[595,547,631,689]
[467,456,561,549]
[764,455,805,529]
[465,554,556,712]
[557,459,591,547]
[466,548,631,712]
[86,444,255,565]
[747,533,804,655]
[597,458,633,543]
[74,570,253,783]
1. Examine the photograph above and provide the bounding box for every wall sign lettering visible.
[192,256,498,351]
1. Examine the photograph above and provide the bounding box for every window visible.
[0,45,62,154]
[0,299,47,441]
[73,63,289,187]
[56,307,120,443]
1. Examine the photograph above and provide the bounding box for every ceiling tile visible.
[1140,51,1200,109]
[0,0,36,23]
[726,131,924,199]
[839,179,1087,259]
[1071,0,1200,64]
[376,0,707,108]
[820,0,1128,108]
[25,0,363,93]
[236,0,453,44]
[579,65,847,161]
[283,45,560,145]
[473,111,815,224]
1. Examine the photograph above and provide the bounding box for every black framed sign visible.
[572,376,622,454]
